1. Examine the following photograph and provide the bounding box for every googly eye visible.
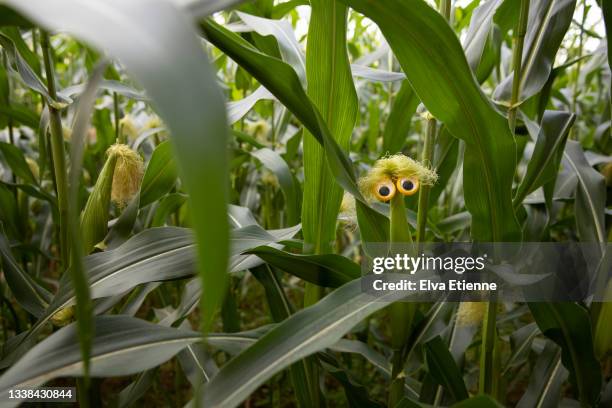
[373,179,396,202]
[396,177,419,196]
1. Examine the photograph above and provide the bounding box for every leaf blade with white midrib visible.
[0,224,294,369]
[201,278,407,408]
[514,111,575,207]
[528,302,602,406]
[302,0,357,254]
[563,141,606,245]
[246,246,360,287]
[493,0,576,105]
[0,228,52,317]
[340,0,521,242]
[199,18,390,249]
[0,316,201,400]
[2,0,230,333]
[139,140,178,208]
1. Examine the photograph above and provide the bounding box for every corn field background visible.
[0,0,610,406]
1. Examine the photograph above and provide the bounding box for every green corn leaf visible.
[0,223,290,370]
[528,302,602,406]
[0,316,202,401]
[246,246,360,287]
[2,0,230,333]
[236,10,306,82]
[117,369,157,408]
[424,336,469,403]
[0,227,52,317]
[564,141,606,244]
[351,64,406,83]
[0,103,39,129]
[251,147,300,226]
[382,80,419,154]
[139,140,178,208]
[503,322,539,374]
[514,111,575,207]
[66,62,107,381]
[0,32,69,109]
[152,193,188,227]
[0,142,36,184]
[428,127,459,210]
[227,85,274,124]
[1,27,41,74]
[0,6,33,27]
[319,351,385,408]
[493,0,576,106]
[604,0,612,72]
[59,80,147,102]
[0,185,19,239]
[200,278,409,408]
[451,395,505,407]
[516,341,567,408]
[249,264,314,408]
[200,18,389,247]
[302,0,357,254]
[593,282,612,358]
[463,0,518,79]
[104,194,141,249]
[340,0,521,242]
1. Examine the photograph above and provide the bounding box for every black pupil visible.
[379,186,390,196]
[402,180,414,191]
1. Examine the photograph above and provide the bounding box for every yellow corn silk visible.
[107,143,144,206]
[359,154,437,202]
[456,302,487,327]
[119,115,139,142]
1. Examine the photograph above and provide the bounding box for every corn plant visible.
[0,0,610,407]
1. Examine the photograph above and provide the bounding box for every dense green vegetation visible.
[0,0,610,406]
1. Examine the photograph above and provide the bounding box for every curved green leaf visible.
[516,341,567,408]
[0,228,52,317]
[246,246,360,287]
[382,80,419,153]
[0,316,201,400]
[227,85,274,124]
[341,0,521,242]
[494,0,576,105]
[249,263,314,408]
[3,0,230,332]
[463,0,518,79]
[351,64,405,82]
[139,140,178,207]
[201,278,407,408]
[564,141,606,244]
[302,0,357,255]
[424,336,469,402]
[251,147,299,225]
[0,32,69,108]
[514,111,574,207]
[0,224,292,369]
[59,80,147,101]
[200,18,389,249]
[528,302,602,406]
[0,141,36,184]
[236,10,306,81]
[451,395,505,407]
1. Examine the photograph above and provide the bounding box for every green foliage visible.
[0,0,608,407]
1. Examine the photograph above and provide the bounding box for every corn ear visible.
[80,152,118,254]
